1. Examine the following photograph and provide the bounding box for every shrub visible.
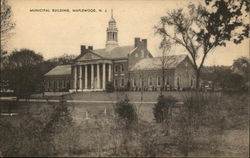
[153,95,177,123]
[114,95,138,125]
[106,81,115,93]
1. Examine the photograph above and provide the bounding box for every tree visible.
[1,0,15,49]
[4,49,44,97]
[114,95,138,126]
[153,95,177,135]
[232,56,249,78]
[47,54,76,65]
[201,66,232,89]
[159,37,171,94]
[0,0,15,89]
[106,81,115,93]
[155,0,249,89]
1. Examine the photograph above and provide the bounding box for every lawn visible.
[63,91,221,102]
[0,92,248,157]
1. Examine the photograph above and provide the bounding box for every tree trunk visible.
[161,68,165,95]
[195,70,200,90]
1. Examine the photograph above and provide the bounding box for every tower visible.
[106,9,119,51]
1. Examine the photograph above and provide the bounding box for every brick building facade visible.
[44,11,196,92]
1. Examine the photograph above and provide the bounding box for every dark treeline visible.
[200,57,249,92]
[0,49,76,97]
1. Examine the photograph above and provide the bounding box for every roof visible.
[44,65,71,76]
[130,55,188,71]
[93,45,134,59]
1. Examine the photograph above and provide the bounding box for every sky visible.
[5,0,249,66]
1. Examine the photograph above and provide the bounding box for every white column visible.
[102,63,106,89]
[108,64,112,82]
[79,65,82,90]
[97,64,100,89]
[74,66,77,90]
[85,65,88,89]
[91,64,94,89]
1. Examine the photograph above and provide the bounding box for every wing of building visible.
[44,11,196,92]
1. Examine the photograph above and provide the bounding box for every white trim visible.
[128,47,137,55]
[113,59,128,63]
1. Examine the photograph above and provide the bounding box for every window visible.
[121,78,124,87]
[114,79,117,87]
[59,80,62,88]
[177,77,180,89]
[115,65,118,73]
[51,80,55,88]
[133,78,136,86]
[121,64,124,72]
[56,80,59,88]
[148,77,153,86]
[157,76,161,86]
[66,80,70,89]
[62,80,65,88]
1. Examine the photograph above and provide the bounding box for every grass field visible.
[0,91,248,157]
[63,91,221,101]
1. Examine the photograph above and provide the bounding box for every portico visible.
[72,61,112,92]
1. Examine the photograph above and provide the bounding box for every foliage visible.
[201,65,247,91]
[114,95,138,126]
[153,95,177,123]
[0,0,15,49]
[232,56,249,80]
[155,0,249,89]
[0,92,248,156]
[2,49,44,96]
[47,54,76,65]
[173,92,226,157]
[106,81,115,93]
[0,99,80,157]
[158,38,172,95]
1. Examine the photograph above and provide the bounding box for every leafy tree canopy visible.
[155,0,249,88]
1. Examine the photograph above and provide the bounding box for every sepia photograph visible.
[0,0,249,157]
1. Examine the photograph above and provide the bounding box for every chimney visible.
[142,39,147,48]
[134,37,140,48]
[81,45,86,55]
[88,46,93,50]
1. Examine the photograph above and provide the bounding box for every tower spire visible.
[106,9,119,51]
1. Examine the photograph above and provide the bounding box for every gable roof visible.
[93,45,134,59]
[130,55,189,71]
[44,65,71,76]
